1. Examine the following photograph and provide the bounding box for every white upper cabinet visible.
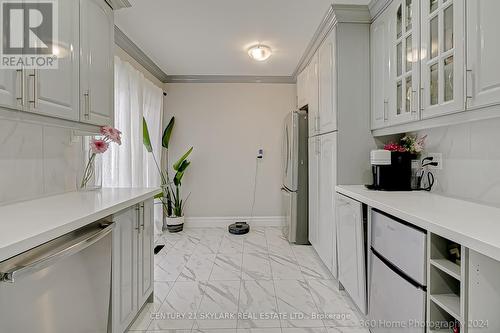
[318,28,337,134]
[390,0,420,124]
[466,0,500,110]
[80,0,114,126]
[29,0,80,121]
[371,7,391,129]
[0,69,21,110]
[308,53,319,137]
[420,0,464,118]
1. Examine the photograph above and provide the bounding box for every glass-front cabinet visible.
[388,0,420,125]
[420,0,464,118]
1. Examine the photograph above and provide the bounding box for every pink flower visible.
[384,143,407,152]
[90,139,109,154]
[100,126,122,145]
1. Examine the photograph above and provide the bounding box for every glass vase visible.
[77,138,103,191]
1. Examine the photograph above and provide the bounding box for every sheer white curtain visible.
[103,56,163,233]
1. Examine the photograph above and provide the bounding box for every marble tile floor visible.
[128,227,369,333]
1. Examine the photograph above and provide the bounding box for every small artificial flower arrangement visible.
[79,126,122,189]
[384,134,427,156]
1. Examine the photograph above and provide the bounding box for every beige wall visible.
[164,83,296,219]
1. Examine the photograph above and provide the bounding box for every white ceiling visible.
[115,0,371,77]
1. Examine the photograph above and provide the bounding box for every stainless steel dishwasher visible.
[0,220,114,333]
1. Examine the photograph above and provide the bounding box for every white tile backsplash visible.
[417,116,500,207]
[0,120,80,205]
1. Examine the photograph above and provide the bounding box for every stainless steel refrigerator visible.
[281,110,309,244]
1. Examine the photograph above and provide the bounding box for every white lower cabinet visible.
[468,250,500,332]
[112,199,154,333]
[336,194,366,314]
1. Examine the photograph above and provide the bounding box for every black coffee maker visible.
[368,150,414,191]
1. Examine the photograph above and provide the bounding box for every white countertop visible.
[336,185,500,263]
[0,188,161,262]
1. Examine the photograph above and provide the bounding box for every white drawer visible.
[371,210,427,285]
[369,252,426,333]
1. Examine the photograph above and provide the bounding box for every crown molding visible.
[114,26,169,83]
[292,4,371,78]
[165,75,295,84]
[368,0,393,21]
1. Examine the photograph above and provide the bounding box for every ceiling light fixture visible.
[248,44,272,61]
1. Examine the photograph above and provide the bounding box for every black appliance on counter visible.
[367,150,414,191]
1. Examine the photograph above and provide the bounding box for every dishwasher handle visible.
[0,223,114,283]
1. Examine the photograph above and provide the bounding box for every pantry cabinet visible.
[308,133,338,276]
[317,132,338,275]
[112,199,154,333]
[308,137,320,248]
[370,7,391,129]
[318,28,337,134]
[308,54,319,137]
[297,69,307,109]
[465,0,500,111]
[80,0,114,126]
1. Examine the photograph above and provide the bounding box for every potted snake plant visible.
[143,116,193,232]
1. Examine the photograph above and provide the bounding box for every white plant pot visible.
[164,216,185,233]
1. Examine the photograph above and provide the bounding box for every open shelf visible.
[430,294,461,320]
[430,258,461,281]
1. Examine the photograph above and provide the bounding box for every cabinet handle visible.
[383,99,388,121]
[411,90,417,115]
[28,70,38,108]
[466,69,473,105]
[140,203,145,231]
[15,69,25,106]
[315,115,320,133]
[419,87,425,112]
[83,90,90,119]
[135,205,141,233]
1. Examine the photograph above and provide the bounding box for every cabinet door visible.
[318,133,337,276]
[138,199,154,307]
[112,206,138,333]
[29,0,79,120]
[371,8,391,129]
[0,69,21,110]
[466,0,500,110]
[389,0,420,125]
[318,29,337,134]
[308,54,319,137]
[308,137,319,247]
[468,250,500,333]
[421,0,465,118]
[336,194,366,314]
[297,69,307,109]
[80,0,114,126]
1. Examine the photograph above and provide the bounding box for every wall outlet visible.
[426,152,443,170]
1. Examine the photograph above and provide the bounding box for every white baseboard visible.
[184,216,285,228]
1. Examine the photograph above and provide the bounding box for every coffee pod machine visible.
[367,150,413,191]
